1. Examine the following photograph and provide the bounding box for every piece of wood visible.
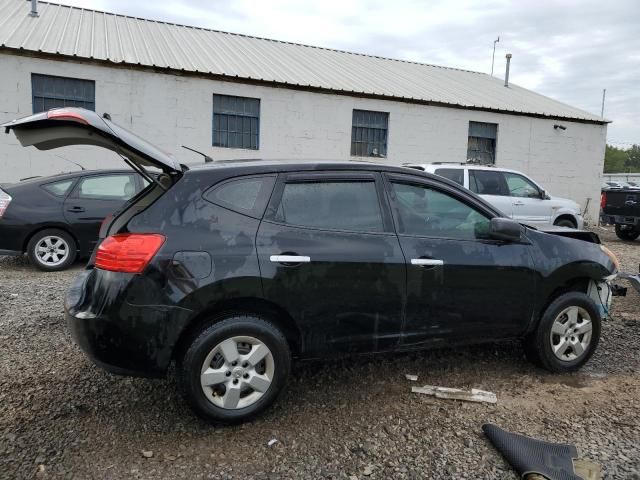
[411,385,497,404]
[405,374,419,381]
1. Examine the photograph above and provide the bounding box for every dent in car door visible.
[63,173,136,255]
[256,172,406,356]
[385,174,536,345]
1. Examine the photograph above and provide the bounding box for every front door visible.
[385,174,536,347]
[468,169,513,218]
[63,173,138,255]
[503,171,553,227]
[256,172,406,356]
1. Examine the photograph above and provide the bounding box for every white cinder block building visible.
[0,0,608,221]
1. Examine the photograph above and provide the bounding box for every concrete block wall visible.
[0,53,606,222]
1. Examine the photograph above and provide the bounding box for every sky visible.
[54,0,640,147]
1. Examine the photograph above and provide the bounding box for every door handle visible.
[67,206,85,212]
[411,258,444,267]
[270,255,311,264]
[513,201,525,206]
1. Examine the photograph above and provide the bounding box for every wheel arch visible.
[553,213,577,228]
[172,297,303,363]
[23,224,80,253]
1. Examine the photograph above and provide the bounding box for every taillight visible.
[0,189,11,218]
[600,192,607,209]
[95,233,165,273]
[47,108,89,125]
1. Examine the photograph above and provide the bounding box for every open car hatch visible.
[2,108,183,175]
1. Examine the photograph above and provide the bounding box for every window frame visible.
[264,171,395,234]
[68,173,137,201]
[350,109,389,158]
[383,172,500,241]
[467,121,498,165]
[212,93,260,150]
[203,174,276,219]
[31,73,96,114]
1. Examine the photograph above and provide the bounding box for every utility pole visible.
[491,36,500,76]
[601,88,606,118]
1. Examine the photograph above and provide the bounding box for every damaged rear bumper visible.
[616,272,640,295]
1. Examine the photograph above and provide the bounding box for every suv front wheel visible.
[177,314,291,424]
[523,292,601,373]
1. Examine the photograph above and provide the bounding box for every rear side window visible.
[274,181,384,232]
[75,174,137,200]
[204,176,276,218]
[469,170,509,196]
[42,179,74,196]
[434,168,464,186]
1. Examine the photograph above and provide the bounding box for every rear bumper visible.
[600,215,640,226]
[65,269,193,377]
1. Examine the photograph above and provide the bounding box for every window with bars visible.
[31,74,95,113]
[212,94,260,150]
[467,121,498,165]
[351,109,389,157]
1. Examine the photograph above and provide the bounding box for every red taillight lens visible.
[47,108,89,124]
[95,233,165,273]
[600,192,607,209]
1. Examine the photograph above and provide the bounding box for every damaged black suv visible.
[2,108,622,423]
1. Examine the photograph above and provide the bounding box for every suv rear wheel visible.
[614,225,640,241]
[523,292,600,373]
[177,314,291,423]
[27,228,77,271]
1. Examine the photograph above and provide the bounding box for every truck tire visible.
[614,225,640,241]
[523,292,600,373]
[177,314,291,424]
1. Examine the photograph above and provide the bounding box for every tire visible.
[614,225,640,241]
[177,314,291,424]
[26,228,77,272]
[523,292,601,373]
[554,218,577,229]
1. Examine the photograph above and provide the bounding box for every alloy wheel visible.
[35,235,70,267]
[549,306,593,361]
[200,336,274,410]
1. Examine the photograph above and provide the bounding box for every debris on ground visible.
[267,438,278,447]
[141,450,153,458]
[411,385,497,404]
[404,374,418,381]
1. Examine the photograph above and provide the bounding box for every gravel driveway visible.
[1,226,639,480]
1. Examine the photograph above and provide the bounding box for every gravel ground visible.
[1,227,639,480]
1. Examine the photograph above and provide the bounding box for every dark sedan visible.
[0,170,147,270]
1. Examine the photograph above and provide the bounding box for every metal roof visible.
[0,0,606,124]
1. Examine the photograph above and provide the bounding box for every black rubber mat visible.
[482,423,583,480]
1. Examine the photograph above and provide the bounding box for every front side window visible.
[469,170,509,196]
[503,172,541,198]
[274,181,384,232]
[32,74,95,113]
[351,109,389,157]
[212,94,260,150]
[434,168,464,186]
[42,179,75,196]
[391,182,490,239]
[204,176,275,218]
[467,121,497,165]
[75,174,136,200]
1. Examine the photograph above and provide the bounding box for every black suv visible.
[3,109,619,423]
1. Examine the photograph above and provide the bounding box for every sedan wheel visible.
[27,228,77,271]
[36,235,70,267]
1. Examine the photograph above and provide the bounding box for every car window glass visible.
[275,181,384,232]
[468,170,509,196]
[42,179,74,196]
[391,182,490,239]
[503,172,541,198]
[434,168,464,186]
[204,176,276,217]
[76,174,136,200]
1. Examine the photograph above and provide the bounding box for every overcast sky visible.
[56,0,640,147]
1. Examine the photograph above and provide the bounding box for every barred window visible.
[351,109,389,157]
[31,74,95,113]
[212,94,260,150]
[467,121,498,165]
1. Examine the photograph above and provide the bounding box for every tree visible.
[604,144,640,173]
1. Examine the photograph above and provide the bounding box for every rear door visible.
[256,171,406,356]
[64,173,137,255]
[502,172,553,227]
[469,169,513,217]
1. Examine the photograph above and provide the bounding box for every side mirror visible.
[489,217,522,242]
[541,189,551,200]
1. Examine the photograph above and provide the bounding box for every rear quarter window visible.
[203,175,276,218]
[41,179,75,196]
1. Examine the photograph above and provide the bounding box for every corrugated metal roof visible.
[0,0,606,123]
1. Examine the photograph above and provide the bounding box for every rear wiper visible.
[182,145,213,163]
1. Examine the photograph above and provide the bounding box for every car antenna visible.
[182,145,213,163]
[55,154,85,171]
